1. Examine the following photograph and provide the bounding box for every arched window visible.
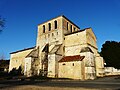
[54,20,57,29]
[48,23,51,31]
[43,25,45,33]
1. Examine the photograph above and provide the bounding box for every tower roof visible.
[38,15,80,29]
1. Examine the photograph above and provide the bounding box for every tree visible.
[0,16,5,32]
[100,41,120,69]
[9,66,23,76]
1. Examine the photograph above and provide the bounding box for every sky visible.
[0,0,120,59]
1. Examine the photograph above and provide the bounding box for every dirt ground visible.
[0,85,101,90]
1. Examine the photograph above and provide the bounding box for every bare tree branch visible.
[0,16,5,32]
[0,53,5,60]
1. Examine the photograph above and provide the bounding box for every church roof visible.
[26,47,39,58]
[59,55,85,62]
[10,47,35,54]
[65,27,91,36]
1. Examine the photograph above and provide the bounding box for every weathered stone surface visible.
[9,48,34,72]
[9,15,104,79]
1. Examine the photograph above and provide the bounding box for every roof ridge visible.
[10,46,35,54]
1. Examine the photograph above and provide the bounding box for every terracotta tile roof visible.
[59,55,85,62]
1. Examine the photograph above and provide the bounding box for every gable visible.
[86,28,97,42]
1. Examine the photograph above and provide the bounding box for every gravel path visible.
[0,85,102,90]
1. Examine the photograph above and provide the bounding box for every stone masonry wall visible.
[9,48,33,72]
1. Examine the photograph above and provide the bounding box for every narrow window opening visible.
[73,63,74,66]
[52,33,54,37]
[57,32,58,35]
[67,22,68,30]
[70,25,72,32]
[63,63,66,65]
[48,23,51,31]
[74,27,76,31]
[63,46,65,52]
[48,34,50,37]
[43,25,45,33]
[54,20,57,29]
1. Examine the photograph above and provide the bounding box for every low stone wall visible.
[105,67,120,76]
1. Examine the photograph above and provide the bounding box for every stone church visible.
[9,15,104,80]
